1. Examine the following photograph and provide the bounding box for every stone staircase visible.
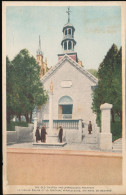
[83,134,98,144]
[112,138,122,152]
[82,130,98,144]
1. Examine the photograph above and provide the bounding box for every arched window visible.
[68,41,71,50]
[58,96,73,105]
[68,29,71,35]
[65,29,67,35]
[64,41,67,50]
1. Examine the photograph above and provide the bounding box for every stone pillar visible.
[99,103,113,151]
[48,91,53,135]
[33,117,37,142]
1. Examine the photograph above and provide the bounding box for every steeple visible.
[36,35,43,55]
[36,36,50,78]
[61,7,76,54]
[58,7,78,62]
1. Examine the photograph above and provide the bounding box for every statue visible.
[50,81,53,93]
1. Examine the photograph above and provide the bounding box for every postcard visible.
[2,1,126,194]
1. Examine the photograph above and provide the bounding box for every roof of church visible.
[63,22,74,27]
[63,23,75,31]
[40,54,98,84]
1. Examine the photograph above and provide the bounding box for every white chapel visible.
[36,8,99,143]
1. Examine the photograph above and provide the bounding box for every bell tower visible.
[36,36,50,77]
[36,35,43,67]
[58,7,78,62]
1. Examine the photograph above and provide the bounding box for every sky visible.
[6,6,121,70]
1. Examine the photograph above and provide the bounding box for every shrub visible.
[7,121,28,131]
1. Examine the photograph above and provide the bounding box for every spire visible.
[39,35,41,50]
[36,35,43,55]
[66,7,71,23]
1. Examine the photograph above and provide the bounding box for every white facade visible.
[37,54,98,129]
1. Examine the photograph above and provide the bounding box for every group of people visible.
[35,121,92,143]
[35,125,63,143]
[35,125,47,143]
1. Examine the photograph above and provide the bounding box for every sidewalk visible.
[7,142,100,151]
[7,147,122,185]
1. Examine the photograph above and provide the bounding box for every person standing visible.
[41,125,47,143]
[88,121,92,134]
[35,126,41,142]
[82,120,85,139]
[59,126,63,143]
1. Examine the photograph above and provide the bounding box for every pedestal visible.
[99,103,113,151]
[99,133,112,150]
[46,135,59,143]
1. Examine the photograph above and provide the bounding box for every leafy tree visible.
[7,49,48,123]
[112,47,122,123]
[6,56,15,123]
[87,69,98,78]
[92,44,122,126]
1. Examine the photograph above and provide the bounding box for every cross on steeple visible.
[66,7,71,23]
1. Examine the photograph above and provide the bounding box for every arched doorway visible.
[58,96,73,119]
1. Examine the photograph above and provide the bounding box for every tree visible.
[112,47,122,123]
[87,69,98,78]
[7,49,48,123]
[92,44,122,126]
[6,56,15,123]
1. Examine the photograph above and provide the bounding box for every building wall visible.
[38,59,97,129]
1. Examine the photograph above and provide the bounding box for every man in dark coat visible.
[35,126,41,142]
[88,121,92,134]
[41,125,47,143]
[82,120,85,139]
[59,126,63,143]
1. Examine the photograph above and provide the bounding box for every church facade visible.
[36,8,99,142]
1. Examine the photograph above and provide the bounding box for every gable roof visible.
[41,54,98,84]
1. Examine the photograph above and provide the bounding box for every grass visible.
[7,121,28,131]
[111,121,122,142]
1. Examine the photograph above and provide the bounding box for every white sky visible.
[6,6,121,70]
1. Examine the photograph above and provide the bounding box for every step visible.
[33,142,67,147]
[112,149,122,153]
[112,138,122,152]
[83,137,97,144]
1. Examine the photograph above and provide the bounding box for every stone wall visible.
[65,130,82,143]
[7,131,17,144]
[7,124,34,144]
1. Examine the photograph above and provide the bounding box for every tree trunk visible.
[111,109,115,123]
[18,114,21,122]
[7,113,11,124]
[25,113,29,123]
[30,111,32,123]
[116,111,122,127]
